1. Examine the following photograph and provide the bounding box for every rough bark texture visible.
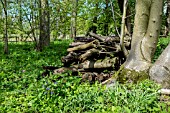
[17,0,23,30]
[166,0,170,35]
[67,40,99,52]
[71,0,78,38]
[38,0,50,51]
[104,0,109,35]
[44,33,131,83]
[86,3,98,35]
[1,0,9,54]
[150,43,170,88]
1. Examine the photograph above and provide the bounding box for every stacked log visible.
[54,32,131,83]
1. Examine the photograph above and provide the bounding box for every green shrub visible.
[153,37,170,62]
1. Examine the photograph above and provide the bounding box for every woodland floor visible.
[0,38,170,112]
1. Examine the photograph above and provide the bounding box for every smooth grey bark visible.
[118,0,170,88]
[38,0,50,51]
[124,0,163,71]
[150,43,170,88]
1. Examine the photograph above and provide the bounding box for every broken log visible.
[89,32,105,42]
[69,42,86,47]
[53,67,78,74]
[100,45,117,51]
[61,52,80,66]
[43,33,132,84]
[74,36,95,42]
[79,48,99,62]
[78,57,118,69]
[67,40,99,52]
[159,89,170,95]
[81,72,114,83]
[89,32,120,42]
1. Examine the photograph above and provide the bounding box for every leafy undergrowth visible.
[0,38,170,113]
[153,37,170,62]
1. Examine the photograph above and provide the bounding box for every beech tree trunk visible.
[124,0,163,70]
[116,0,170,88]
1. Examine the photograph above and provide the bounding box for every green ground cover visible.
[0,38,169,113]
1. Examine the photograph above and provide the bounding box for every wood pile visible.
[51,32,131,83]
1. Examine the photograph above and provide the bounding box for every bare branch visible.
[120,0,129,58]
[110,0,120,37]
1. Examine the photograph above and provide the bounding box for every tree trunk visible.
[165,0,170,35]
[86,3,98,35]
[38,0,50,51]
[71,0,78,38]
[17,0,23,30]
[1,0,8,54]
[117,0,163,83]
[104,0,109,35]
[117,0,131,35]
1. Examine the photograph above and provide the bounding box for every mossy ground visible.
[116,66,149,84]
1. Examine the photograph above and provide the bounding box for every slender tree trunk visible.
[1,0,8,54]
[32,0,37,43]
[117,0,163,83]
[92,16,97,34]
[38,0,50,51]
[4,0,8,54]
[56,0,60,39]
[165,0,170,36]
[104,0,109,35]
[86,3,98,35]
[17,0,23,30]
[71,0,78,38]
[117,0,131,35]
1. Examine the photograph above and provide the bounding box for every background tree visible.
[71,0,78,38]
[17,0,23,30]
[38,0,50,51]
[1,0,8,54]
[165,0,170,35]
[117,0,132,35]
